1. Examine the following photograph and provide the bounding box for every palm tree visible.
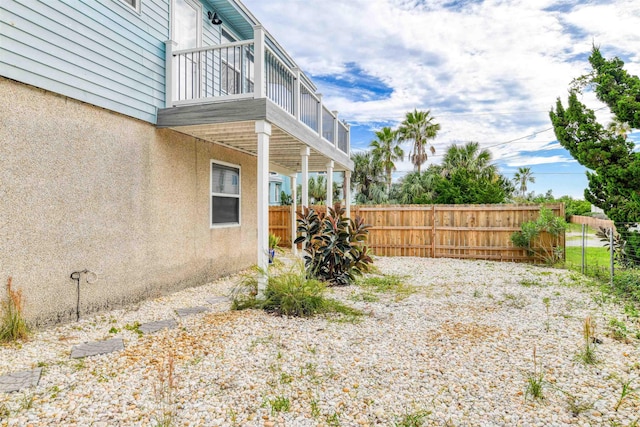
[513,167,535,197]
[397,109,440,173]
[370,127,404,194]
[397,170,437,204]
[351,151,387,204]
[308,175,327,204]
[441,142,497,180]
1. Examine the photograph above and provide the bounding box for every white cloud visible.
[502,154,577,168]
[242,0,640,192]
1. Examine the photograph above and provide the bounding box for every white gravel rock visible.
[1,256,639,426]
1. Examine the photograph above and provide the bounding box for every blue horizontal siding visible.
[0,0,170,123]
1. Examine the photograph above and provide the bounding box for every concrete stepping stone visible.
[206,296,230,305]
[138,319,177,334]
[70,338,124,359]
[0,368,42,393]
[175,306,210,317]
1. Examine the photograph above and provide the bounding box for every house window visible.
[211,161,240,226]
[119,0,141,13]
[274,183,281,204]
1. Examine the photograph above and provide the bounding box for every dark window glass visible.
[212,197,239,224]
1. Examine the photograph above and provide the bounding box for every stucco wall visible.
[0,77,257,325]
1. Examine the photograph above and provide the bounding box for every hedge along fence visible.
[270,203,565,263]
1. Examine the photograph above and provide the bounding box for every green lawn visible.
[564,246,611,277]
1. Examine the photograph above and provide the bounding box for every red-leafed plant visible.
[294,204,372,286]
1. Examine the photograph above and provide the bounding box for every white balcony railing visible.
[165,26,349,155]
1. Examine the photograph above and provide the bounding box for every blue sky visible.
[243,0,640,199]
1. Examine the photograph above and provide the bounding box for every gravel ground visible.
[1,256,640,426]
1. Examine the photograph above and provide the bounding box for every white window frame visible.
[210,160,241,228]
[118,0,141,14]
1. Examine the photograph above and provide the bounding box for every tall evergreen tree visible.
[550,47,640,264]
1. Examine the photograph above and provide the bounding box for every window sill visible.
[210,223,241,229]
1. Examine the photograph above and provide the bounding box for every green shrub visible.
[511,206,566,264]
[231,264,361,318]
[295,204,373,286]
[561,196,592,220]
[612,269,640,303]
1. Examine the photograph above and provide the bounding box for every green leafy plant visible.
[0,403,10,419]
[231,264,362,318]
[596,226,630,267]
[614,378,638,411]
[525,347,545,401]
[357,274,414,301]
[608,318,629,342]
[395,409,431,426]
[125,321,143,336]
[0,277,30,342]
[310,399,321,418]
[326,412,341,426]
[280,191,293,206]
[565,394,594,417]
[294,204,372,286]
[511,206,566,264]
[268,233,282,251]
[268,396,290,414]
[543,297,551,332]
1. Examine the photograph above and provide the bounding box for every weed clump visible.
[357,274,415,301]
[525,347,545,401]
[576,315,599,365]
[0,277,29,342]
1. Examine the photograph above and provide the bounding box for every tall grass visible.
[231,264,362,318]
[0,277,29,342]
[576,316,599,365]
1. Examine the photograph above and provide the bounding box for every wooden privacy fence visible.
[569,215,615,230]
[269,204,565,263]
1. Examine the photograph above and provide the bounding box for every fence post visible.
[581,224,586,275]
[432,205,436,258]
[610,226,614,287]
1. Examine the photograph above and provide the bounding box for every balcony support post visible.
[301,147,310,208]
[164,40,177,107]
[344,170,351,218]
[256,120,272,293]
[254,25,266,99]
[290,173,298,255]
[326,160,334,207]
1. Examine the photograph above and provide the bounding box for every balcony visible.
[158,26,351,174]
